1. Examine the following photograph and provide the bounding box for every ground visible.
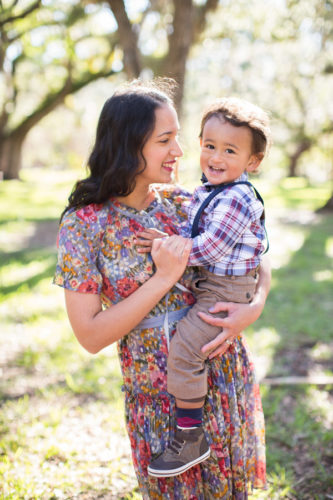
[1,173,332,499]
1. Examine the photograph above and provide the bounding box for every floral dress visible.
[54,185,266,499]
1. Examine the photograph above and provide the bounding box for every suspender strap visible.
[190,181,269,253]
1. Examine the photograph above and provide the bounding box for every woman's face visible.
[138,103,183,186]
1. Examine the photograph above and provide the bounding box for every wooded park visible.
[0,0,332,498]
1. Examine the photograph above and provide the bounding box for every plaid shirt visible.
[183,173,266,276]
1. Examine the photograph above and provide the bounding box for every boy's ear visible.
[247,153,264,172]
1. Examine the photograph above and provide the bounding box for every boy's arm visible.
[188,192,257,267]
[135,189,263,260]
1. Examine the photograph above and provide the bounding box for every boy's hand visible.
[135,228,169,253]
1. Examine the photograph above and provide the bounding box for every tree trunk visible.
[317,192,333,212]
[0,69,115,180]
[162,0,194,114]
[107,0,141,78]
[0,132,25,180]
[288,139,312,177]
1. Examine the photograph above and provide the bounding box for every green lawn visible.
[0,169,332,499]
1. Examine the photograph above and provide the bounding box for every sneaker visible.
[147,427,210,477]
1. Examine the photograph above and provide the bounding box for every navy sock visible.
[176,406,203,429]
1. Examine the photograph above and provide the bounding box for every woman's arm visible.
[65,235,192,354]
[199,254,271,358]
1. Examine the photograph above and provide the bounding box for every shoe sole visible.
[147,449,211,477]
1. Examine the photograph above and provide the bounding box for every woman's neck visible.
[115,185,155,211]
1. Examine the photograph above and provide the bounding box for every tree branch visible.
[9,0,20,9]
[0,108,9,135]
[12,67,115,138]
[0,0,42,28]
[161,0,219,111]
[6,19,64,44]
[105,0,141,78]
[193,0,219,43]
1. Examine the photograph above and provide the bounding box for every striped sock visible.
[176,406,203,429]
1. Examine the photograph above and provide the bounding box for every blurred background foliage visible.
[0,0,332,204]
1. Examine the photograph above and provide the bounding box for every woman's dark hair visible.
[62,79,176,218]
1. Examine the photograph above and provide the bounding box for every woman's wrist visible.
[150,271,177,295]
[249,286,266,321]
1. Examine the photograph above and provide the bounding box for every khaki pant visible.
[167,267,258,401]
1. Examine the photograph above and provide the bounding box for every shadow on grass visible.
[1,339,123,406]
[0,216,58,227]
[0,253,57,297]
[257,212,333,498]
[1,184,332,497]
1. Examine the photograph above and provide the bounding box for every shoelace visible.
[168,436,185,455]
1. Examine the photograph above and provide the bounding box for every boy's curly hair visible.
[199,97,272,156]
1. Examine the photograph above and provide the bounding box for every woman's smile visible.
[138,104,183,186]
[162,159,177,172]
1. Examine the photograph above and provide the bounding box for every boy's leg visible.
[147,400,210,478]
[169,270,258,402]
[148,271,258,477]
[167,280,229,401]
[148,278,223,477]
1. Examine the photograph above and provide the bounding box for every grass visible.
[0,168,332,499]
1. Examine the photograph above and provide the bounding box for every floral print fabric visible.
[54,185,266,499]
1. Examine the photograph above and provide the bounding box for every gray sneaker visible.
[147,427,210,477]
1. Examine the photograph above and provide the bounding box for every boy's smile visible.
[200,116,262,185]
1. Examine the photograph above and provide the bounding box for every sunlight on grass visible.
[280,177,309,189]
[1,168,332,498]
[1,392,137,499]
[268,222,306,270]
[305,387,333,428]
[250,465,295,499]
[0,278,62,320]
[247,327,281,381]
[311,343,333,364]
[313,269,332,282]
[258,177,331,212]
[326,236,333,258]
[0,167,78,224]
[0,257,55,287]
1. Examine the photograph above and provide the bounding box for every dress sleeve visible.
[53,207,103,294]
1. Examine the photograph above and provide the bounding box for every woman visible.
[54,80,270,499]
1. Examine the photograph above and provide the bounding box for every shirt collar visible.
[202,172,249,191]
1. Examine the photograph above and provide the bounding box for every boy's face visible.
[200,116,262,185]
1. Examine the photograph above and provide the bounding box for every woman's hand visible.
[199,256,271,358]
[65,235,192,355]
[152,235,192,285]
[198,301,261,358]
[135,228,168,253]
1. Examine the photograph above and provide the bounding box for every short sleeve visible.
[53,207,103,294]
